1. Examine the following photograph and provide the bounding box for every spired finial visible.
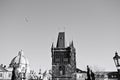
[69,40,74,47]
[18,49,24,56]
[71,40,74,46]
[51,43,54,49]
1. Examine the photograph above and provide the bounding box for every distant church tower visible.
[51,32,76,80]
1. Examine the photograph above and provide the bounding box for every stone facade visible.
[51,32,76,80]
[0,64,12,80]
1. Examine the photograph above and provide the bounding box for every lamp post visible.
[113,52,120,80]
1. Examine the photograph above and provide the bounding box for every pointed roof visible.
[51,43,54,49]
[56,32,65,48]
[69,40,74,47]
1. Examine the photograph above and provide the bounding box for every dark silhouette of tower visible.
[51,32,76,80]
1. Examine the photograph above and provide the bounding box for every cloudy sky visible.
[0,0,120,73]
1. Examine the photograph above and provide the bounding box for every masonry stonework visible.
[51,32,76,80]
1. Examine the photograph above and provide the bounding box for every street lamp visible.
[113,52,120,80]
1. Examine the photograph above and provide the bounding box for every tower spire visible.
[52,32,76,80]
[51,42,54,49]
[56,32,65,48]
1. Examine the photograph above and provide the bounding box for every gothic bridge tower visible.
[51,32,76,80]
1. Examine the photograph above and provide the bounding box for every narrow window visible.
[59,66,65,75]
